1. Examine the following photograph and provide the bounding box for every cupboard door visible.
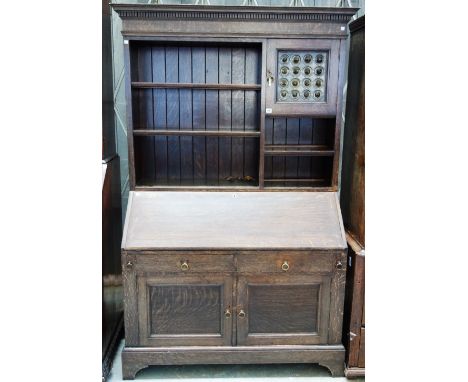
[236,274,331,345]
[265,39,340,116]
[137,274,233,346]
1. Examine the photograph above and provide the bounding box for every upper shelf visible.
[132,82,261,91]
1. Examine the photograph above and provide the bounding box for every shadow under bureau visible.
[121,191,347,379]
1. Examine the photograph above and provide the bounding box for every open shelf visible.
[264,178,330,188]
[128,41,339,190]
[134,134,260,188]
[264,116,335,188]
[132,82,261,90]
[130,42,262,188]
[264,178,327,183]
[133,130,260,137]
[264,144,334,156]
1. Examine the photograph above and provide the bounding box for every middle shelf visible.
[133,129,260,137]
[264,144,334,157]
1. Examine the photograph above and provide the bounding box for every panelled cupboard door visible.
[266,39,340,116]
[137,274,233,346]
[236,275,331,345]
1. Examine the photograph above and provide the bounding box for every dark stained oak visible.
[248,284,319,333]
[149,285,222,335]
[133,130,260,137]
[131,44,261,187]
[114,4,357,380]
[236,274,331,346]
[122,345,346,380]
[136,274,233,347]
[122,191,346,250]
[132,82,261,90]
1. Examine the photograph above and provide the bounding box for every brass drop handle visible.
[126,261,133,269]
[336,261,343,270]
[281,261,290,271]
[224,309,232,318]
[238,309,246,318]
[180,261,189,271]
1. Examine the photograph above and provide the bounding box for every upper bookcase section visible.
[112,5,358,39]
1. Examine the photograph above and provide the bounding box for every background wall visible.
[107,0,365,223]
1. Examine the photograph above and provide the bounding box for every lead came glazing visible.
[280,53,289,63]
[276,50,327,103]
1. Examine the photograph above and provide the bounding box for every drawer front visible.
[134,253,235,273]
[237,252,337,274]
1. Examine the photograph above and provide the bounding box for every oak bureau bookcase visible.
[113,4,357,379]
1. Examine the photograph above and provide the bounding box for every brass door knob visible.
[180,261,189,271]
[238,309,246,318]
[281,261,290,271]
[224,309,232,318]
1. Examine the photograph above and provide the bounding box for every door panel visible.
[266,39,340,116]
[237,274,331,345]
[248,284,320,334]
[149,285,222,335]
[138,274,233,346]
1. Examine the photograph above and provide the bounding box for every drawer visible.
[236,252,337,274]
[133,253,235,273]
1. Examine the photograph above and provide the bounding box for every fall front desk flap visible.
[122,191,346,250]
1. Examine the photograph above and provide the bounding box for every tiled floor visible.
[108,340,364,382]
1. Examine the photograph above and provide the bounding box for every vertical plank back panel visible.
[192,47,207,185]
[218,48,232,183]
[272,118,286,183]
[137,46,155,183]
[152,47,168,183]
[285,118,299,179]
[178,47,194,184]
[131,43,261,188]
[245,48,261,182]
[165,47,181,185]
[264,118,273,180]
[205,47,220,186]
[231,48,245,181]
[298,117,313,179]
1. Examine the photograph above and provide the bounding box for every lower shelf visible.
[264,178,330,188]
[121,344,345,380]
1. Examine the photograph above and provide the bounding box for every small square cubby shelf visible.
[264,117,335,188]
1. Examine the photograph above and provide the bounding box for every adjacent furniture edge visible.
[345,365,365,378]
[349,14,365,33]
[102,315,123,382]
[343,230,365,374]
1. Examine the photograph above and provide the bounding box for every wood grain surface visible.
[122,191,346,250]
